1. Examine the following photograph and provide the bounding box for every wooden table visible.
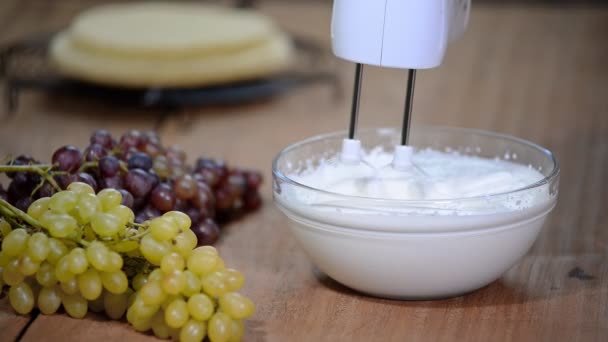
[1,1,607,341]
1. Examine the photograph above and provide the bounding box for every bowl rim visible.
[272,125,560,205]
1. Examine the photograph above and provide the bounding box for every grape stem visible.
[120,228,150,242]
[0,164,62,191]
[0,198,43,229]
[77,161,97,173]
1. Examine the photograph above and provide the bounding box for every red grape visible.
[37,182,56,198]
[214,187,234,211]
[75,173,98,192]
[243,191,262,211]
[192,183,215,210]
[6,155,36,179]
[192,219,220,246]
[124,169,153,198]
[173,175,197,200]
[14,196,33,212]
[100,176,123,190]
[90,129,114,149]
[83,143,108,162]
[99,156,120,178]
[119,130,142,150]
[244,171,263,189]
[119,189,134,209]
[7,173,35,202]
[127,152,153,171]
[150,183,176,212]
[52,145,82,173]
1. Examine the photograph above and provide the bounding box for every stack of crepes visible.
[50,2,294,88]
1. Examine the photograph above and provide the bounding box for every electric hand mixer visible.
[332,0,470,173]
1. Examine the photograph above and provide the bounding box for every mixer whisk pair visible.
[340,63,417,172]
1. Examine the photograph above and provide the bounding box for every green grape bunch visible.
[0,182,255,342]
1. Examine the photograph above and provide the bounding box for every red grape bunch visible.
[0,129,263,247]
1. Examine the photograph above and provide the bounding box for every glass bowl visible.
[273,126,559,299]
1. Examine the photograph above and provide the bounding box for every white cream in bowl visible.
[273,127,559,299]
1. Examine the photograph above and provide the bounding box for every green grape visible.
[180,319,207,342]
[60,277,79,295]
[130,315,153,332]
[182,270,202,297]
[78,268,102,300]
[67,248,89,274]
[91,213,123,237]
[74,193,102,224]
[150,217,179,241]
[55,256,75,283]
[2,229,29,257]
[40,212,78,238]
[127,290,138,308]
[38,285,62,315]
[26,232,50,263]
[86,241,109,271]
[49,190,78,213]
[187,293,214,321]
[62,292,88,318]
[192,246,218,257]
[47,238,68,265]
[36,262,58,287]
[104,291,129,320]
[161,294,183,310]
[0,219,11,236]
[187,251,218,276]
[100,270,128,294]
[140,235,172,265]
[208,312,232,342]
[132,273,148,291]
[161,253,185,274]
[110,240,139,253]
[223,269,245,292]
[0,251,11,267]
[219,293,255,320]
[83,225,97,241]
[3,258,25,286]
[98,188,122,212]
[108,205,134,225]
[173,229,197,258]
[151,310,172,339]
[164,298,189,329]
[9,282,35,314]
[104,251,123,272]
[161,270,186,295]
[88,292,106,313]
[140,281,167,306]
[212,258,226,272]
[147,269,164,282]
[201,272,228,298]
[18,254,40,276]
[67,182,94,195]
[228,319,244,342]
[163,211,191,231]
[129,298,159,319]
[26,197,50,220]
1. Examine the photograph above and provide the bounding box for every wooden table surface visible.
[1,1,607,341]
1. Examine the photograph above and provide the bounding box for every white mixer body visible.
[331,0,470,69]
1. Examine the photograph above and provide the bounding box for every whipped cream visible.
[291,148,544,201]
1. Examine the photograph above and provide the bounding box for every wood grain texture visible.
[1,1,608,341]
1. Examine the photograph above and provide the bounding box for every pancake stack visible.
[50,2,294,88]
